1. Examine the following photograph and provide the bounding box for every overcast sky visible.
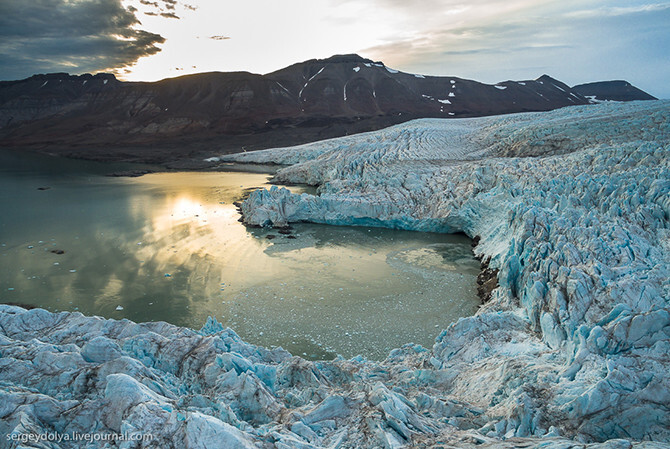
[1,0,668,97]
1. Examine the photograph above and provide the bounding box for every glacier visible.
[1,100,669,448]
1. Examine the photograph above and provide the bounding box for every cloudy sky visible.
[1,0,668,97]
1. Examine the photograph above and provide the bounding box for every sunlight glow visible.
[118,0,397,80]
[97,0,669,97]
[172,196,205,220]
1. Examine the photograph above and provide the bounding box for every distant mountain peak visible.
[316,54,374,64]
[536,74,562,83]
[572,80,657,101]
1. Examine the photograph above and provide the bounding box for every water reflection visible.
[0,151,480,360]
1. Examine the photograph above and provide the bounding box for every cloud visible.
[357,0,670,97]
[144,11,179,18]
[0,0,166,80]
[361,15,561,69]
[566,3,670,18]
[137,0,181,17]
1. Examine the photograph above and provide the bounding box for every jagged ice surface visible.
[1,101,669,448]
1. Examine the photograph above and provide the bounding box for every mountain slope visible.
[572,80,657,102]
[0,54,655,163]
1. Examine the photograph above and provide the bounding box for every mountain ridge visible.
[0,54,656,164]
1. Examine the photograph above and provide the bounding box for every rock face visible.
[2,54,652,163]
[572,81,658,102]
[1,101,669,448]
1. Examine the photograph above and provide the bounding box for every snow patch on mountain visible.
[299,66,325,99]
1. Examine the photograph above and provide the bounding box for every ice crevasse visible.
[1,100,669,448]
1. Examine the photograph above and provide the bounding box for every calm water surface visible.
[0,150,480,360]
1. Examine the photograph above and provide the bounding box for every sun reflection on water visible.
[1,161,479,360]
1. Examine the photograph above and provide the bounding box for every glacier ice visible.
[1,101,669,448]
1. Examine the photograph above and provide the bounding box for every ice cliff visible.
[2,101,669,448]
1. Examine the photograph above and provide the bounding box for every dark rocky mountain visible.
[572,81,657,102]
[0,54,656,164]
